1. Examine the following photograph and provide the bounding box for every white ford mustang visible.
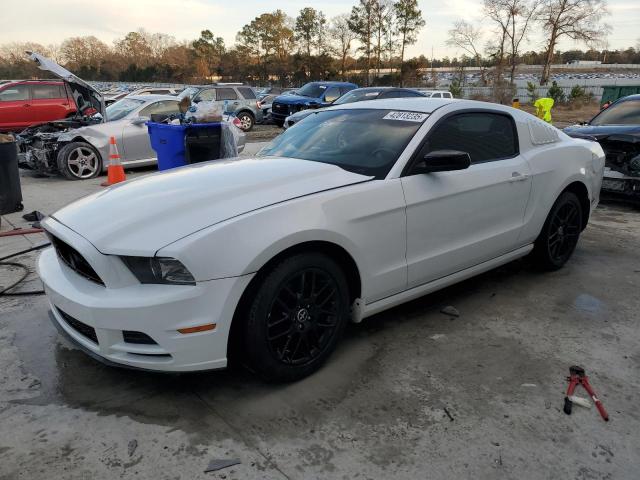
[38,98,605,381]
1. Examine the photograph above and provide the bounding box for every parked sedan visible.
[17,53,245,180]
[38,98,604,381]
[19,95,245,180]
[283,87,426,129]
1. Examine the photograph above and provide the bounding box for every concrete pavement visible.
[1,152,639,479]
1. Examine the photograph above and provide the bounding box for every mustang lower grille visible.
[57,308,98,344]
[47,233,104,285]
[123,331,157,345]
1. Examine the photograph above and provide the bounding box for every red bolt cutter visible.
[563,365,609,421]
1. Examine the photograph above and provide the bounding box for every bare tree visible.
[484,0,539,86]
[507,0,539,83]
[330,15,356,80]
[447,20,486,84]
[483,0,511,80]
[538,0,610,84]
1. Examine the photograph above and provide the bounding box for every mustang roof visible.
[326,97,456,113]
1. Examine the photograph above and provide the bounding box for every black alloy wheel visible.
[266,268,340,366]
[533,191,583,270]
[242,253,349,382]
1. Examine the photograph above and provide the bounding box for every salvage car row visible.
[4,52,640,204]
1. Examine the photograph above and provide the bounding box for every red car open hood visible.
[27,51,105,121]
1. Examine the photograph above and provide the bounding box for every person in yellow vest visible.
[534,97,554,123]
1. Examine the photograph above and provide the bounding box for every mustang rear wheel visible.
[57,142,102,180]
[242,253,350,382]
[532,191,583,270]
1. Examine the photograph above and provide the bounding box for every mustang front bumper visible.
[37,222,253,372]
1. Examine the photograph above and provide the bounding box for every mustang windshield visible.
[257,109,427,178]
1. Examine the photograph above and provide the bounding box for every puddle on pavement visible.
[573,293,606,314]
[7,300,379,434]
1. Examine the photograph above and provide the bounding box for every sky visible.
[1,0,639,59]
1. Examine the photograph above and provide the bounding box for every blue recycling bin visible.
[147,122,224,171]
[146,122,188,171]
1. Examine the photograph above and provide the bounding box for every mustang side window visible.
[422,112,517,164]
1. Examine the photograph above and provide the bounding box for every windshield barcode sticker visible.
[383,111,428,122]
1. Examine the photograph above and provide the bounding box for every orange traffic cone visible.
[101,136,126,186]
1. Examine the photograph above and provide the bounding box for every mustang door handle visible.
[509,172,529,182]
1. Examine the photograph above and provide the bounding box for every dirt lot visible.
[246,123,282,142]
[1,158,639,479]
[521,102,601,128]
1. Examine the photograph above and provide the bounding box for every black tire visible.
[273,119,285,128]
[241,252,350,382]
[531,191,583,270]
[56,141,102,180]
[236,111,255,132]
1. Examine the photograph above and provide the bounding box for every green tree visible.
[526,81,539,102]
[295,7,327,78]
[349,0,376,85]
[449,79,463,98]
[547,81,566,103]
[394,0,425,86]
[192,30,225,78]
[236,11,294,84]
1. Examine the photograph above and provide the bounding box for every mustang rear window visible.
[257,109,427,178]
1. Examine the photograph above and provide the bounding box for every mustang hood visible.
[51,157,372,255]
[27,51,105,120]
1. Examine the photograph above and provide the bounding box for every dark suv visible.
[0,80,78,131]
[270,81,358,127]
[178,85,262,131]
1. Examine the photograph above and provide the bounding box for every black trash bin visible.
[0,141,23,215]
[184,124,222,164]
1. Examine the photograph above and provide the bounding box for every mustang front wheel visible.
[242,253,350,382]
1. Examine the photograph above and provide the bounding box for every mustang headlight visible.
[121,256,195,285]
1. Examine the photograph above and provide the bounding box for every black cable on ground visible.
[0,242,51,296]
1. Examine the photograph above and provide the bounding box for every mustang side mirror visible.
[412,150,471,174]
[131,116,149,126]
